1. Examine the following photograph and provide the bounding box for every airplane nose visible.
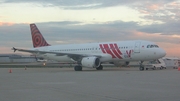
[160,48,166,57]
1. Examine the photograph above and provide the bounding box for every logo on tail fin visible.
[30,24,50,48]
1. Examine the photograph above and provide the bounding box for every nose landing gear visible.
[139,61,144,71]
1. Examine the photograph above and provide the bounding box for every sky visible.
[0,0,180,58]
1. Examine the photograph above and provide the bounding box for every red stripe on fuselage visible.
[100,44,106,53]
[110,44,122,59]
[114,44,122,55]
[114,43,122,59]
[126,50,132,57]
[103,44,116,58]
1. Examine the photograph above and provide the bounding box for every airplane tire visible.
[96,65,103,70]
[74,66,82,71]
[153,66,156,70]
[139,66,144,71]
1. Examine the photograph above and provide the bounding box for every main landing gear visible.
[139,61,144,71]
[74,65,82,71]
[74,65,103,71]
[96,65,103,70]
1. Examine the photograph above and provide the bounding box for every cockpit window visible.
[150,45,154,48]
[147,45,159,48]
[154,45,159,48]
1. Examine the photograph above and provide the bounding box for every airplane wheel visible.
[96,65,103,70]
[139,61,144,71]
[74,66,82,71]
[139,66,144,71]
[153,67,156,70]
[146,68,148,70]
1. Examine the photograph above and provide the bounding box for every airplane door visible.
[134,42,140,53]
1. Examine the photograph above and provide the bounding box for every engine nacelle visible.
[81,57,100,68]
[112,61,130,67]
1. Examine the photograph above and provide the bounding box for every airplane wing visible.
[12,47,102,61]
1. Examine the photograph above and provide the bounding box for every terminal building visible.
[0,54,37,63]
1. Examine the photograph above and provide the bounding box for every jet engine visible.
[81,57,100,68]
[112,61,130,67]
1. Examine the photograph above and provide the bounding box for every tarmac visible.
[0,67,180,101]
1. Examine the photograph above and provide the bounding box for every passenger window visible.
[147,45,149,48]
[150,45,153,48]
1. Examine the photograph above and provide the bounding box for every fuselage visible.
[32,40,166,63]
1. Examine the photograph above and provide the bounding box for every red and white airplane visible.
[12,24,166,71]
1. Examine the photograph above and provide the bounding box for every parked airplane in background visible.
[12,24,166,71]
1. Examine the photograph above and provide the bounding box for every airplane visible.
[12,23,166,71]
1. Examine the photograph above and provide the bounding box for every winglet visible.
[12,47,17,52]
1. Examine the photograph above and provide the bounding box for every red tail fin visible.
[30,24,50,48]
